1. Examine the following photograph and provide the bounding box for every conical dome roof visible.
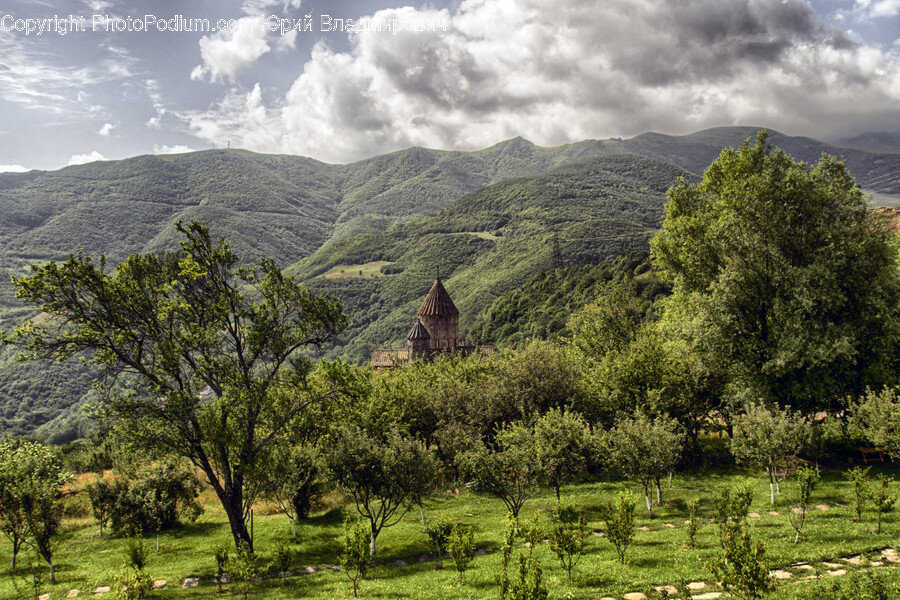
[407,319,431,340]
[418,277,459,316]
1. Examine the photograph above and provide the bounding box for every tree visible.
[258,442,323,537]
[326,425,437,556]
[844,466,871,523]
[5,222,347,551]
[339,517,370,598]
[600,412,684,517]
[788,465,819,543]
[602,491,636,564]
[869,474,896,535]
[548,505,587,582]
[731,404,810,504]
[448,524,476,584]
[652,130,900,411]
[460,421,542,528]
[532,408,593,504]
[854,386,900,461]
[0,440,70,581]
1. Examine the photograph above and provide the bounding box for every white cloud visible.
[98,123,115,136]
[192,17,271,82]
[856,0,900,17]
[153,144,194,154]
[0,164,29,173]
[241,0,302,15]
[180,0,900,163]
[68,151,108,166]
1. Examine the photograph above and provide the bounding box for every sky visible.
[0,0,899,172]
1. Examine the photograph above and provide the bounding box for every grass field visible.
[1,465,898,599]
[314,262,394,280]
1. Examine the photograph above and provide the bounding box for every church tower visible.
[417,277,459,349]
[406,318,431,359]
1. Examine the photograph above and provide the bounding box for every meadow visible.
[2,463,898,600]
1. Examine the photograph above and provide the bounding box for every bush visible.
[602,492,635,564]
[423,518,453,569]
[448,524,476,584]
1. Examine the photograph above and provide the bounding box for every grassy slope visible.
[290,155,694,363]
[4,127,899,439]
[0,465,897,599]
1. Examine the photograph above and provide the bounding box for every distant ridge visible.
[3,125,900,441]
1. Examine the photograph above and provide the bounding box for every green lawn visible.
[1,466,898,599]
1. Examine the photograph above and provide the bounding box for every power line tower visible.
[549,230,565,270]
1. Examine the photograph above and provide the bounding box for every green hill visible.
[290,154,696,363]
[3,126,899,440]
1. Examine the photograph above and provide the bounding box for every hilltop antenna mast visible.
[549,230,565,270]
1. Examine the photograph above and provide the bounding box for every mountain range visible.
[2,126,899,441]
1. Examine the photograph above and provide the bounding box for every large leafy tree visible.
[652,130,900,411]
[5,222,347,551]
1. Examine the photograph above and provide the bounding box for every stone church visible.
[371,277,493,367]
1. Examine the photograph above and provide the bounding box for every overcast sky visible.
[0,0,898,172]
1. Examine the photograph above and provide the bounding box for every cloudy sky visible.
[0,0,898,172]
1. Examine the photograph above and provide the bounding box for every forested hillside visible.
[292,155,695,363]
[2,127,899,440]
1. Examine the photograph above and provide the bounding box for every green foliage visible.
[685,499,701,550]
[447,524,475,585]
[228,542,259,600]
[125,533,147,570]
[270,543,293,579]
[652,130,900,412]
[105,458,203,538]
[214,545,229,593]
[731,404,810,504]
[469,251,667,346]
[796,567,900,600]
[532,408,593,504]
[423,518,453,569]
[854,386,900,461]
[548,505,587,582]
[709,521,772,599]
[602,491,636,564]
[326,425,437,556]
[0,439,70,580]
[869,474,896,534]
[460,420,542,525]
[115,564,153,600]
[844,466,871,523]
[713,482,753,539]
[599,412,684,517]
[788,465,820,543]
[6,222,347,551]
[258,442,324,537]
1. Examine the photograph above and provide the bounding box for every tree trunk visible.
[643,482,653,519]
[156,531,160,552]
[291,516,297,538]
[419,503,426,525]
[48,559,55,583]
[556,485,562,506]
[370,532,377,556]
[768,466,776,505]
[655,476,662,505]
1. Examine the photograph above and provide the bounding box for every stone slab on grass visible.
[686,581,707,590]
[182,577,199,588]
[92,587,110,595]
[623,593,647,600]
[655,585,678,595]
[66,591,79,599]
[827,569,848,576]
[153,579,166,589]
[693,593,723,599]
[770,570,793,579]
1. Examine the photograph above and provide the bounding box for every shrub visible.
[844,466,871,523]
[603,492,636,564]
[548,505,587,582]
[339,518,370,598]
[448,524,476,584]
[423,518,453,569]
[709,521,772,600]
